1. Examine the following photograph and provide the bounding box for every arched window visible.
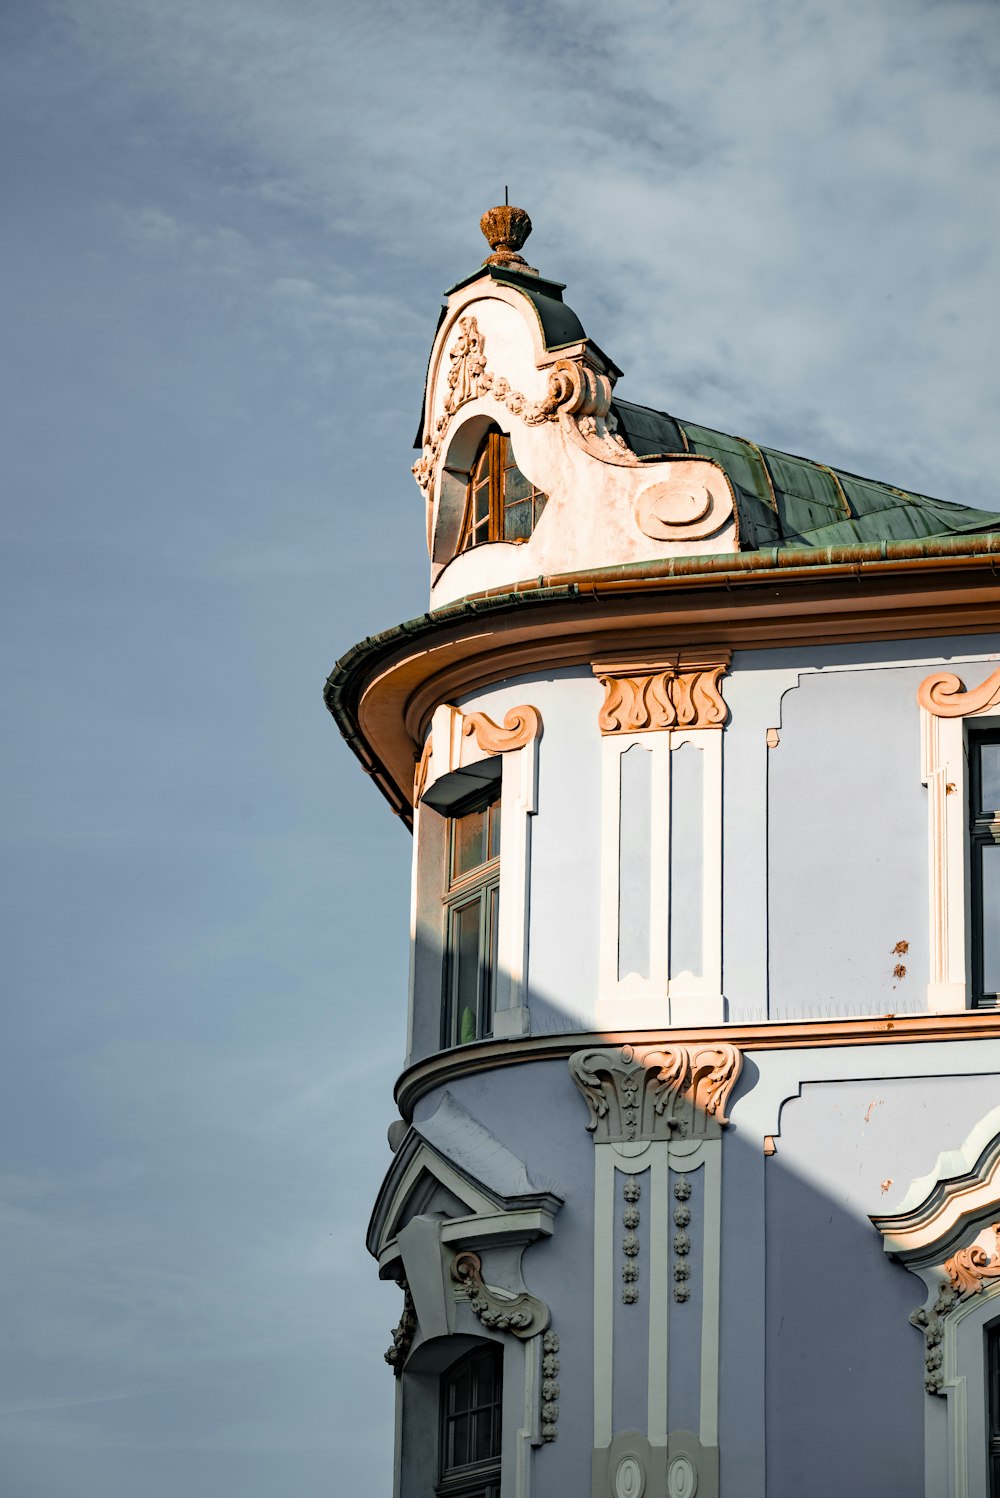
[460,427,547,552]
[438,1343,503,1497]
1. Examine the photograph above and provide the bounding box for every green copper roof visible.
[613,399,1000,552]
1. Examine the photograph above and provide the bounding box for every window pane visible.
[488,801,501,860]
[453,808,488,879]
[503,465,533,505]
[447,1412,470,1469]
[484,883,499,1036]
[453,899,482,1045]
[981,743,1000,815]
[533,492,547,523]
[981,843,1000,996]
[503,500,532,540]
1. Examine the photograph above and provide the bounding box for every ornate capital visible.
[592,652,730,733]
[568,1043,742,1144]
[461,705,542,755]
[917,667,1000,718]
[384,1279,417,1377]
[451,1250,550,1338]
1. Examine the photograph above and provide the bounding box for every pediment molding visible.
[873,1104,1000,1397]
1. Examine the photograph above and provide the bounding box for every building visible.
[325,205,1000,1498]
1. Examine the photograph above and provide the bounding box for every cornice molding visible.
[917,666,1000,718]
[394,1011,1000,1119]
[325,561,1000,825]
[568,1043,741,1142]
[592,652,730,734]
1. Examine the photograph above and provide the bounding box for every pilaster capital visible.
[568,1043,742,1144]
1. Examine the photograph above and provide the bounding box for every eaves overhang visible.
[324,534,1000,828]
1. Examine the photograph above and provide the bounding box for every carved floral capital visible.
[917,667,1000,718]
[593,653,731,733]
[569,1043,742,1144]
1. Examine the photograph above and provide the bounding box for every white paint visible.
[647,1148,672,1446]
[597,731,723,1028]
[593,1144,619,1448]
[494,736,538,1039]
[667,1453,699,1498]
[921,694,1000,1014]
[615,1454,646,1498]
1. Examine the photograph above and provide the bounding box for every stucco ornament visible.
[568,1044,742,1144]
[384,1278,417,1377]
[461,705,542,755]
[451,1249,550,1338]
[412,319,635,496]
[479,203,535,271]
[540,1329,560,1441]
[917,666,1000,718]
[593,653,731,734]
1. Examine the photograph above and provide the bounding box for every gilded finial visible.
[479,203,537,274]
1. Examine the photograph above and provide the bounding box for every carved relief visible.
[384,1278,417,1377]
[444,316,488,414]
[917,667,1000,718]
[635,476,727,542]
[593,653,730,734]
[622,1176,641,1305]
[461,705,542,755]
[451,1250,550,1338]
[945,1222,1000,1295]
[672,1176,693,1304]
[540,1328,560,1441]
[568,1043,742,1144]
[412,319,636,495]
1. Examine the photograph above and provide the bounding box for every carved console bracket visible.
[451,1249,551,1339]
[917,667,1000,718]
[592,652,731,734]
[462,705,543,755]
[569,1043,742,1144]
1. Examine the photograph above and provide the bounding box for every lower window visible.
[438,1344,503,1498]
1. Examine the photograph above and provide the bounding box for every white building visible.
[326,205,1000,1498]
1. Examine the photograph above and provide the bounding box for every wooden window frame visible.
[437,1344,503,1498]
[970,727,1000,1008]
[458,428,546,553]
[442,790,501,1049]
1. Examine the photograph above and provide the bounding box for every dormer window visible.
[459,427,547,552]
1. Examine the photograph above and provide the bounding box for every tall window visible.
[460,427,547,552]
[989,1319,1000,1497]
[443,792,501,1047]
[970,729,1000,1007]
[438,1344,503,1498]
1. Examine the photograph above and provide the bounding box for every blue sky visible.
[2,1,998,1493]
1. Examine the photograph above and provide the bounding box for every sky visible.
[1,1,998,1493]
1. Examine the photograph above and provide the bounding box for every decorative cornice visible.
[592,653,731,733]
[461,705,542,755]
[395,1011,1000,1119]
[451,1249,550,1338]
[568,1043,742,1144]
[917,666,1000,718]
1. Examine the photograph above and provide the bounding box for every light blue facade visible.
[329,222,1000,1498]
